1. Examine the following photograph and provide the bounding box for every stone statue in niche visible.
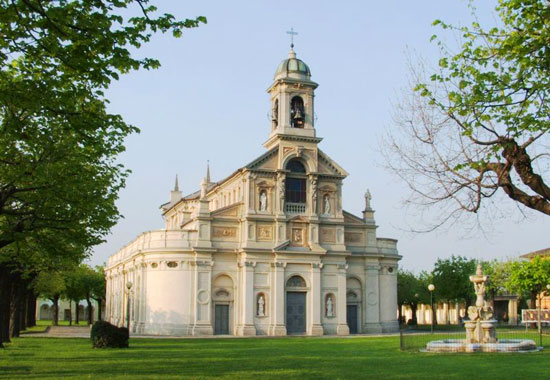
[323,194,331,214]
[259,190,267,211]
[326,296,334,317]
[257,295,265,317]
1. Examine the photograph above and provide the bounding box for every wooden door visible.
[286,292,306,334]
[214,305,229,335]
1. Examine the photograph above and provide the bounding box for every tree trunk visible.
[68,300,72,326]
[9,274,23,339]
[26,290,36,328]
[411,303,418,325]
[93,298,103,322]
[51,296,59,326]
[398,303,403,325]
[86,296,93,325]
[75,301,80,324]
[0,264,12,345]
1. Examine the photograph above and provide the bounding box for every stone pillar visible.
[191,260,214,336]
[364,263,382,333]
[442,302,449,324]
[237,261,257,336]
[269,262,287,336]
[309,263,324,336]
[336,264,349,335]
[509,298,518,325]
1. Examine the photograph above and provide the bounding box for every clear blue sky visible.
[91,0,549,272]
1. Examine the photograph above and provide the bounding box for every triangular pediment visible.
[343,211,365,225]
[245,147,278,171]
[318,150,348,177]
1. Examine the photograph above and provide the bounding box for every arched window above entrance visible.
[286,275,306,288]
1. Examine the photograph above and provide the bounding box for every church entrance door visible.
[347,305,358,334]
[286,292,306,334]
[214,304,229,335]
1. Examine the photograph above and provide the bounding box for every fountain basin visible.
[425,339,540,353]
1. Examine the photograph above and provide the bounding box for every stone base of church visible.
[336,324,350,336]
[236,324,257,336]
[380,320,399,333]
[309,324,324,336]
[192,324,214,336]
[364,322,384,333]
[268,324,287,336]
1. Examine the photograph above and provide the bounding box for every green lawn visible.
[1,336,550,379]
[20,320,89,334]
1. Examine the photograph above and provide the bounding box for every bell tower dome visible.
[267,47,318,144]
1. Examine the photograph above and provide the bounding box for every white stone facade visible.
[105,49,401,336]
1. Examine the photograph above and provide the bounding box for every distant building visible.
[105,46,401,337]
[36,298,100,323]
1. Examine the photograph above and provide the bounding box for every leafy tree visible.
[64,268,86,325]
[384,0,550,230]
[432,256,476,306]
[483,259,513,301]
[397,270,431,325]
[507,256,550,309]
[34,270,66,326]
[0,0,205,345]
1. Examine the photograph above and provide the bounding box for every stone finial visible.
[174,174,179,192]
[170,174,182,204]
[206,161,211,184]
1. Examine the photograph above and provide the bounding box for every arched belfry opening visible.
[290,96,305,128]
[285,159,307,213]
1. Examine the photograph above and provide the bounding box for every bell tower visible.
[266,47,318,147]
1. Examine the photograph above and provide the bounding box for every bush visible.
[91,321,129,348]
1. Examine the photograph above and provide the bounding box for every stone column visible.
[336,264,350,335]
[237,261,257,336]
[364,264,382,333]
[269,262,287,336]
[309,263,324,336]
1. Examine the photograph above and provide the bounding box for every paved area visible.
[22,325,399,339]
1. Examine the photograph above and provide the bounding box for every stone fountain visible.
[426,263,539,353]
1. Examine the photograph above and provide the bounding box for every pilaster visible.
[309,262,324,336]
[191,259,214,336]
[236,260,257,336]
[364,263,383,333]
[336,263,350,335]
[269,262,287,336]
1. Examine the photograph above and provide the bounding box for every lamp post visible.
[428,284,435,334]
[126,281,133,332]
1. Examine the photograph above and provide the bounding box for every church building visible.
[105,47,401,336]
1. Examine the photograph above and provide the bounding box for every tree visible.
[34,270,66,326]
[64,268,86,325]
[0,1,205,345]
[384,0,550,230]
[507,256,550,308]
[432,256,476,307]
[397,270,431,325]
[91,266,106,322]
[483,259,513,301]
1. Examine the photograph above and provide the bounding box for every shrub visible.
[91,321,129,348]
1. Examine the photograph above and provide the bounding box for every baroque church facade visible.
[105,48,401,336]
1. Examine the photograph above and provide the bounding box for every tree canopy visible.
[0,0,205,344]
[431,255,476,304]
[384,0,550,230]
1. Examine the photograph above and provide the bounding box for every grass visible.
[2,336,550,379]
